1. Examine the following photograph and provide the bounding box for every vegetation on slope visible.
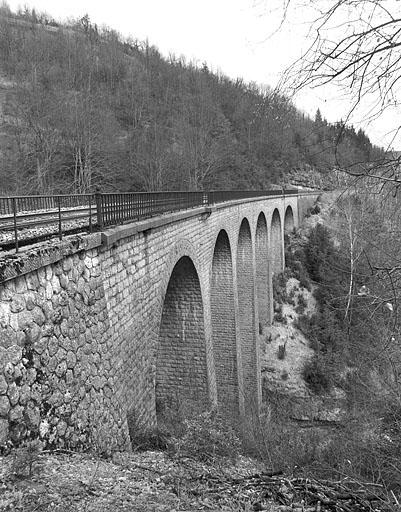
[268,191,401,493]
[0,3,385,194]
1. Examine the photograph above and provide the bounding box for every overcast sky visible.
[5,0,400,149]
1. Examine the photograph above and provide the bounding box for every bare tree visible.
[269,0,401,182]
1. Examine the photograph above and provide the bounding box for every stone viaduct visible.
[0,192,318,452]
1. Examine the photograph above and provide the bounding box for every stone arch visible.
[284,206,295,233]
[255,212,271,328]
[236,218,258,414]
[211,230,239,416]
[270,209,283,275]
[156,256,209,418]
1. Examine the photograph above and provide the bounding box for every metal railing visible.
[0,188,305,252]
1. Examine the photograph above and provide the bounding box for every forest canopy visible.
[0,4,385,194]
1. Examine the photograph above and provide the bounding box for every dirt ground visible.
[0,448,270,512]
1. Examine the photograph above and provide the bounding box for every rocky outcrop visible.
[262,277,347,425]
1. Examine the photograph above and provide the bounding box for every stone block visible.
[55,360,67,378]
[34,337,47,355]
[9,404,23,422]
[26,368,37,386]
[0,396,10,416]
[10,296,25,314]
[0,328,17,348]
[66,351,76,369]
[51,275,60,293]
[0,375,7,394]
[45,266,53,281]
[62,258,72,272]
[0,302,10,328]
[32,307,46,327]
[59,274,69,289]
[0,419,8,445]
[8,383,19,406]
[19,385,30,406]
[26,324,41,344]
[48,337,59,357]
[4,362,14,383]
[24,403,40,428]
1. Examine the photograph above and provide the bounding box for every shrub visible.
[246,390,324,468]
[309,203,321,215]
[172,410,241,462]
[302,356,331,394]
[295,308,346,354]
[274,309,287,324]
[304,223,336,282]
[273,271,290,304]
[130,427,170,452]
[295,292,307,315]
[277,343,286,360]
[294,314,318,348]
[10,440,43,478]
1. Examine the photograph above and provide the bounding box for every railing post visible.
[57,196,62,241]
[95,191,104,229]
[88,194,92,233]
[12,197,18,253]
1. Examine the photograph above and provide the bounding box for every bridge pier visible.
[211,230,242,417]
[270,208,284,275]
[236,219,260,416]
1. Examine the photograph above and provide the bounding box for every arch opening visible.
[156,256,208,419]
[284,206,295,268]
[255,213,271,329]
[236,219,258,414]
[284,206,295,233]
[270,209,283,275]
[211,230,239,416]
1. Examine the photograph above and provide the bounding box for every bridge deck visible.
[0,189,307,252]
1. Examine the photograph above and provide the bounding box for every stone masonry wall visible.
[0,193,316,451]
[0,246,129,452]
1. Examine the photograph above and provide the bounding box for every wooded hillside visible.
[0,4,385,194]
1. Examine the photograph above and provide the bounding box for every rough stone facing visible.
[0,194,317,451]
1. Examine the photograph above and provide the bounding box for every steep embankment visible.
[260,192,401,493]
[261,196,347,430]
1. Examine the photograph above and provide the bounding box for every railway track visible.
[0,204,97,252]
